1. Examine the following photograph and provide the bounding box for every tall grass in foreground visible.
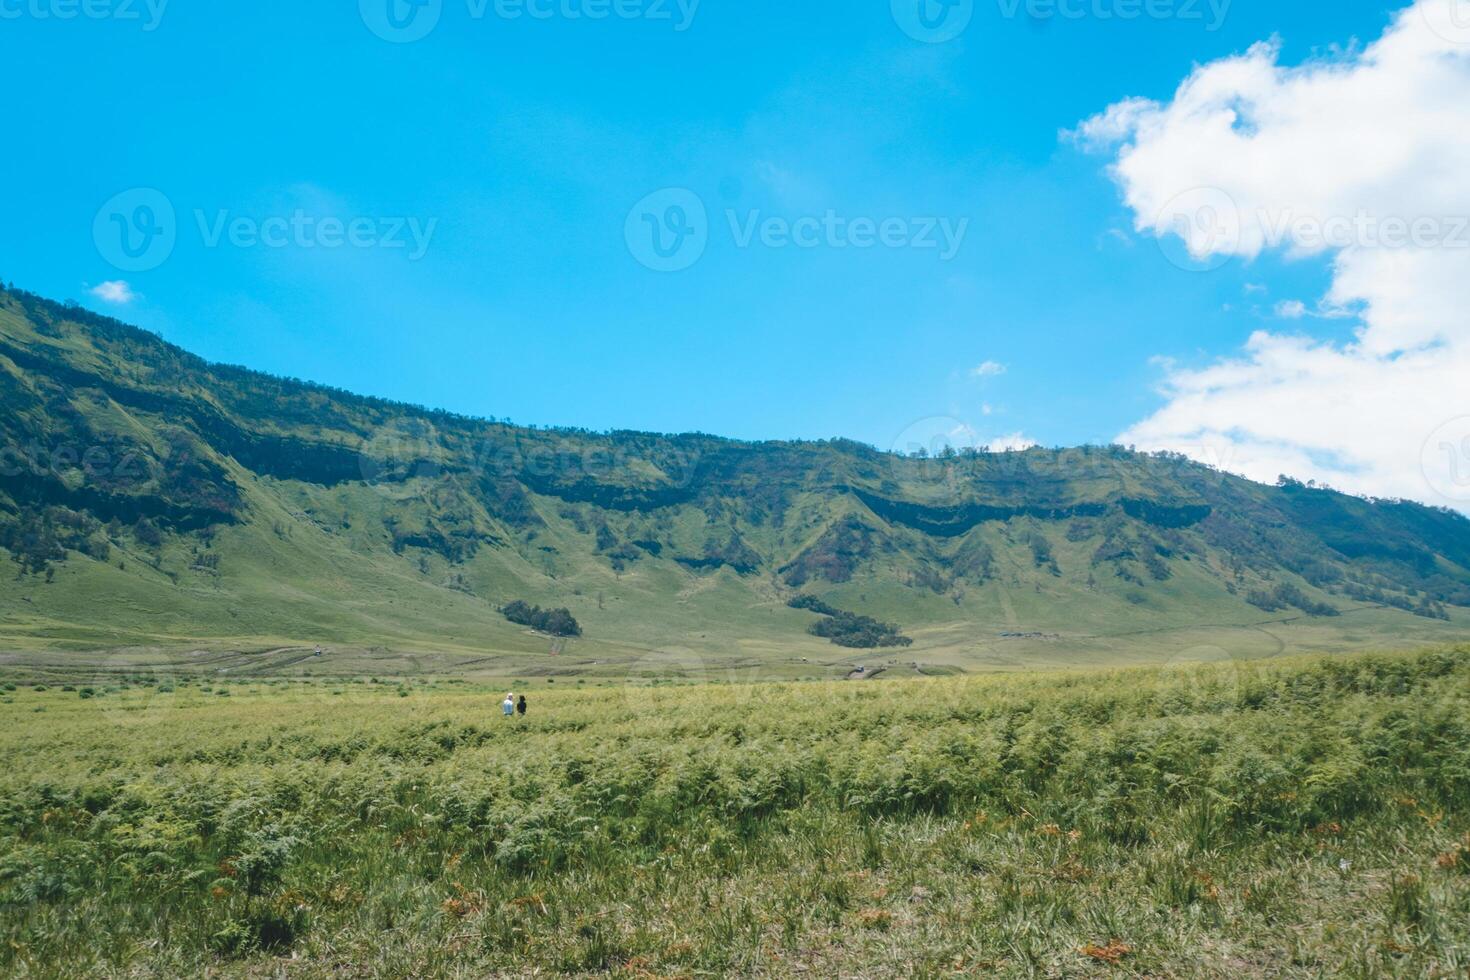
[1,648,1469,976]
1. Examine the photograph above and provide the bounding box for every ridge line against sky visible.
[1,0,1465,510]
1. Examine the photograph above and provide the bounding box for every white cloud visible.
[987,432,1037,453]
[1080,0,1470,510]
[1274,300,1308,319]
[970,360,1007,378]
[89,280,137,304]
[754,160,826,209]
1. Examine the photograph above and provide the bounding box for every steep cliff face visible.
[2,284,1468,655]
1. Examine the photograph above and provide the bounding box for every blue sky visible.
[0,0,1409,455]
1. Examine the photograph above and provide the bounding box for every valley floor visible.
[3,592,1468,693]
[1,648,1469,977]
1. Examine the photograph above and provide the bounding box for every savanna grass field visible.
[2,648,1470,977]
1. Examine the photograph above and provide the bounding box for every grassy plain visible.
[2,648,1470,977]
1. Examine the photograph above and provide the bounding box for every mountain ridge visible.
[2,283,1468,671]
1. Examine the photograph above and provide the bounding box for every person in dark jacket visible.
[517,694,527,717]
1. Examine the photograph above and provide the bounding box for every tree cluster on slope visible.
[501,600,582,637]
[1245,582,1340,618]
[787,595,912,649]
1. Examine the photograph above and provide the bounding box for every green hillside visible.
[2,284,1468,672]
